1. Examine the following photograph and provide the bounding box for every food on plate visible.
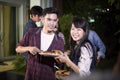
[51,50,63,55]
[56,70,70,76]
[38,50,44,53]
[43,50,62,54]
[39,50,63,56]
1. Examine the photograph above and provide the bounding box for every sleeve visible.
[16,31,30,47]
[78,46,93,77]
[93,31,106,58]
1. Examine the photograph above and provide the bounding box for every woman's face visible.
[70,24,85,44]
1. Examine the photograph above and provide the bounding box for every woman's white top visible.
[78,42,93,77]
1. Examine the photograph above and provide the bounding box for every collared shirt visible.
[23,19,37,36]
[17,27,64,80]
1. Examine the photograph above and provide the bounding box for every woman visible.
[56,16,96,78]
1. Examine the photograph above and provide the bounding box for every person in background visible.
[16,7,64,80]
[22,6,43,59]
[56,16,96,78]
[88,30,106,63]
[113,52,120,75]
[23,5,43,35]
[54,22,65,45]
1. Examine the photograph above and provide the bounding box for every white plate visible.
[39,52,60,57]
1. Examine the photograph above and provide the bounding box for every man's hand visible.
[28,47,40,55]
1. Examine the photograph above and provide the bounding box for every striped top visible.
[17,27,64,80]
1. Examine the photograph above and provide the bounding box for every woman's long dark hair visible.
[69,16,90,65]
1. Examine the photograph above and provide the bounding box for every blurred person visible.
[22,6,43,59]
[55,16,96,78]
[16,7,64,80]
[88,30,106,63]
[23,5,43,35]
[54,22,65,45]
[113,52,120,75]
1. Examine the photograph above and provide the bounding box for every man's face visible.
[42,14,58,32]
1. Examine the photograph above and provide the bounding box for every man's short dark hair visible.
[30,6,43,16]
[42,7,60,17]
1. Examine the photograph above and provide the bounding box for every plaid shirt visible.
[17,27,64,80]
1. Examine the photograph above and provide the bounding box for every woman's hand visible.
[55,54,70,63]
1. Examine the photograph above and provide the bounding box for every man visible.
[88,30,106,63]
[22,6,43,59]
[16,7,64,80]
[23,5,43,35]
